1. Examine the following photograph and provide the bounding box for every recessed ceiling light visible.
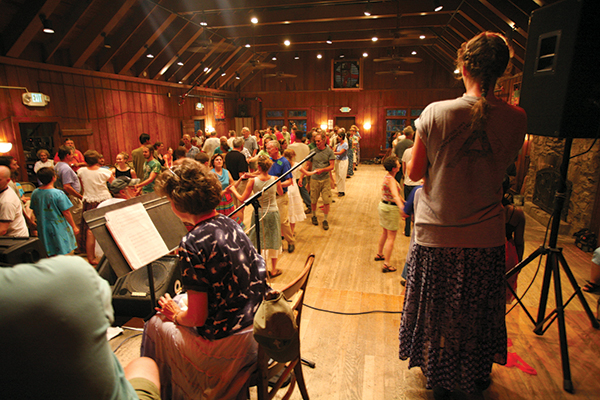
[326,35,333,45]
[317,54,322,59]
[419,35,426,39]
[284,40,291,46]
[251,17,258,24]
[372,36,378,42]
[294,53,300,60]
[411,51,417,55]
[363,52,368,58]
[245,43,251,48]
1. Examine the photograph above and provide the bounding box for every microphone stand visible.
[228,150,316,255]
[228,149,318,370]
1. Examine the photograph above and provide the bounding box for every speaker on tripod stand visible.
[512,0,600,393]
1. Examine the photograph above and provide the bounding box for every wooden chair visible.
[253,253,314,400]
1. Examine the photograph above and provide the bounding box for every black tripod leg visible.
[557,251,600,329]
[534,253,554,335]
[550,252,574,393]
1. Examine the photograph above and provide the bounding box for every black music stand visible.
[84,192,188,319]
[506,137,599,393]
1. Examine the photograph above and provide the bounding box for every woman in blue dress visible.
[30,167,79,256]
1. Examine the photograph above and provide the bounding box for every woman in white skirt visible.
[283,149,307,236]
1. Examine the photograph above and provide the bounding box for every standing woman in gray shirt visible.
[398,32,527,399]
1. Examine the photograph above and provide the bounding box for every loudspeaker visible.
[519,0,600,138]
[0,237,47,266]
[110,255,182,318]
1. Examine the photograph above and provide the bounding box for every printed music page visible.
[104,202,169,270]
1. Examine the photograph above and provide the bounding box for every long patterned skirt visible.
[399,242,507,393]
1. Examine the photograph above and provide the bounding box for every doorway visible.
[19,122,59,183]
[335,117,355,132]
[194,119,205,135]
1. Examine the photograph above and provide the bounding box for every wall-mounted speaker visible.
[519,0,600,138]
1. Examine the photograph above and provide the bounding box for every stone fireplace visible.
[522,135,600,235]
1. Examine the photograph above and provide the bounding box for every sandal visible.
[374,254,385,261]
[268,269,282,279]
[382,264,397,273]
[582,281,600,293]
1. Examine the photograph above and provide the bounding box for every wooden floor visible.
[112,163,600,400]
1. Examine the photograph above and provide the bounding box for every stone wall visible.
[522,135,600,235]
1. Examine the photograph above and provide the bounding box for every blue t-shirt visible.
[268,156,292,193]
[179,214,266,340]
[336,142,349,161]
[403,185,423,217]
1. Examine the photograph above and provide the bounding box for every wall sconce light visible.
[320,124,328,130]
[0,142,13,153]
[39,14,54,34]
[195,102,204,110]
[206,125,215,133]
[364,122,371,130]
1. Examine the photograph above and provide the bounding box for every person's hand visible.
[72,226,80,236]
[298,179,303,188]
[156,293,181,321]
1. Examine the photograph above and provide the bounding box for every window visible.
[385,107,423,148]
[265,109,308,133]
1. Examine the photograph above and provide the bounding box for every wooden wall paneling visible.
[109,80,124,159]
[100,78,116,157]
[91,77,109,156]
[130,82,144,148]
[82,76,99,155]
[156,86,168,141]
[143,82,155,138]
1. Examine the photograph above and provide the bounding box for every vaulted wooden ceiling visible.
[0,0,558,92]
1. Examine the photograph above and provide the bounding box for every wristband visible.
[173,311,181,325]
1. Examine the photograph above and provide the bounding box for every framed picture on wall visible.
[332,59,363,90]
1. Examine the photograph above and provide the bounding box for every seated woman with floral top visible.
[141,158,266,400]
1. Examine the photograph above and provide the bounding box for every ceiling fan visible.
[375,69,414,76]
[264,71,297,78]
[374,54,423,63]
[248,58,277,69]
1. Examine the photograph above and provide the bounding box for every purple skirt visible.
[399,242,507,393]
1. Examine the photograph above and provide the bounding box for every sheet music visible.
[104,202,169,270]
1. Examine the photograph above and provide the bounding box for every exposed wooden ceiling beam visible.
[181,38,226,83]
[44,0,99,62]
[218,50,255,89]
[5,0,62,58]
[96,1,161,71]
[117,13,178,75]
[71,0,138,68]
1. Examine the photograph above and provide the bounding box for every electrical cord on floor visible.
[112,333,143,353]
[304,303,402,315]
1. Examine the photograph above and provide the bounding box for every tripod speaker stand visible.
[506,137,599,393]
